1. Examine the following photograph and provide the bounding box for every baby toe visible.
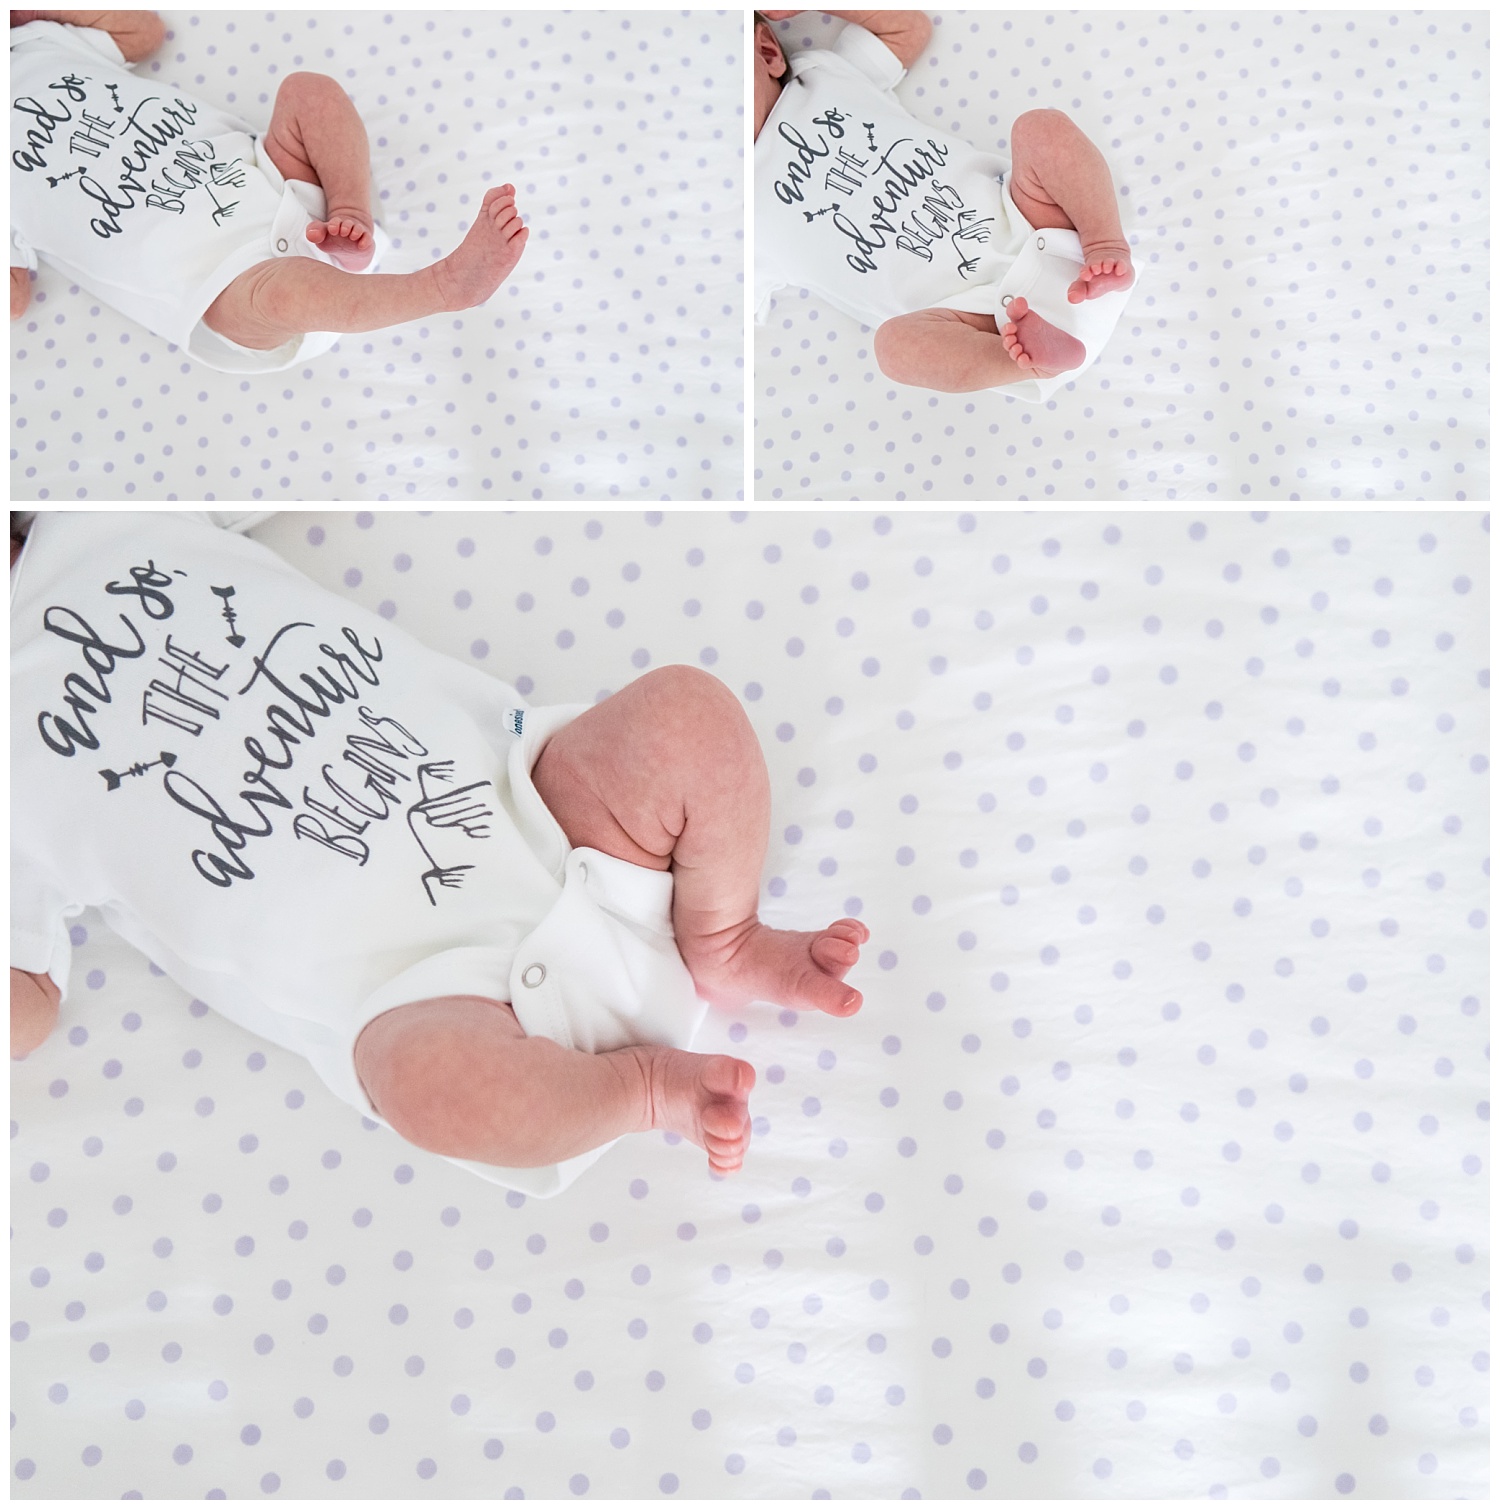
[809,938,857,979]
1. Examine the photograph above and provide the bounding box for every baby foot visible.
[431,185,529,311]
[646,1049,756,1176]
[305,210,375,272]
[1068,245,1135,303]
[1000,296,1087,379]
[684,918,870,1017]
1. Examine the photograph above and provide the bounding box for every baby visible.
[754,9,1136,400]
[10,513,868,1195]
[9,11,527,373]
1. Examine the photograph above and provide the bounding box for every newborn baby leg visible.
[1008,108,1134,303]
[355,996,755,1173]
[200,186,528,349]
[261,72,375,271]
[531,665,869,1017]
[10,266,32,321]
[875,305,1084,390]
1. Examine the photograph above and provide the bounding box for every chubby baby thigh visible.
[353,994,525,1144]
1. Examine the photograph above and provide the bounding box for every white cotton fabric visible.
[10,511,703,1197]
[9,21,389,373]
[754,22,1132,403]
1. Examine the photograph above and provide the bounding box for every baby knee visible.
[636,664,743,731]
[1012,107,1076,153]
[636,665,761,771]
[279,70,348,117]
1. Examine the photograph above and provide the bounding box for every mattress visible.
[10,508,1490,1497]
[754,10,1490,501]
[9,11,744,502]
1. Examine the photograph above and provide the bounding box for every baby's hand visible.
[11,266,33,321]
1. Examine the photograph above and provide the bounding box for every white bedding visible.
[9,11,744,502]
[754,11,1490,501]
[10,509,1489,1498]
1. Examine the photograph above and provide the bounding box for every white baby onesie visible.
[9,21,388,373]
[10,513,705,1196]
[754,23,1132,402]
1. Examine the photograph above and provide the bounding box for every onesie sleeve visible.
[9,18,129,67]
[754,259,788,325]
[12,228,37,273]
[830,21,907,90]
[10,843,80,1000]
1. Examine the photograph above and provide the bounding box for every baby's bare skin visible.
[202,61,529,349]
[1070,254,1135,303]
[354,665,868,1179]
[878,108,1134,386]
[304,213,375,272]
[202,185,528,349]
[259,69,381,277]
[1000,295,1086,380]
[10,268,32,321]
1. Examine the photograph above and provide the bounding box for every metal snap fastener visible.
[521,963,546,988]
[1036,235,1046,250]
[1000,294,1013,307]
[276,238,290,252]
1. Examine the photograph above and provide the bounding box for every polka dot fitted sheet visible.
[10,11,744,502]
[755,11,1489,501]
[11,509,1488,1499]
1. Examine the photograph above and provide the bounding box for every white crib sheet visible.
[9,11,744,503]
[10,509,1489,1499]
[754,11,1490,502]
